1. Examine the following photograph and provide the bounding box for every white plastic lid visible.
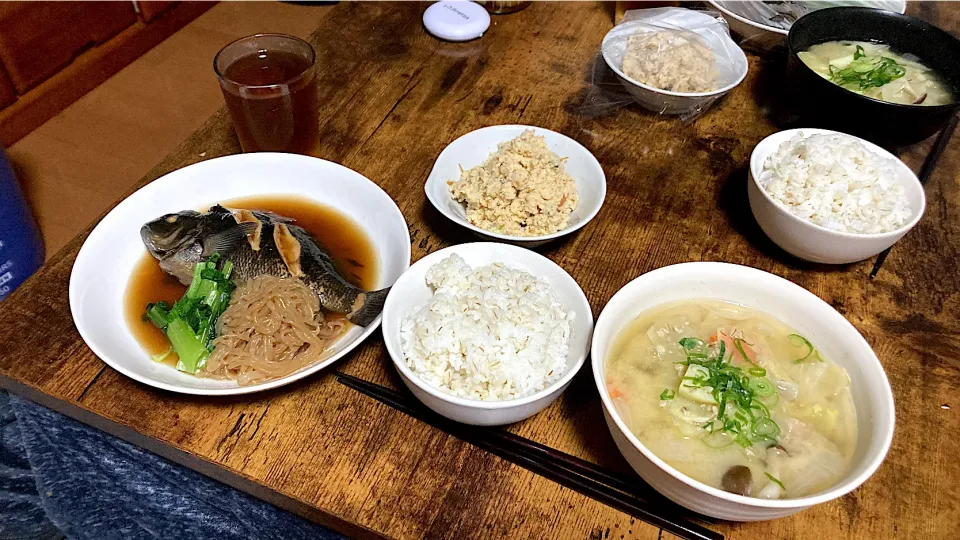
[423,1,490,42]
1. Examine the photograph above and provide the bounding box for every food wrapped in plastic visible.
[599,8,748,118]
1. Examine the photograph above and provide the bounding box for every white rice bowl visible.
[758,132,912,234]
[400,254,575,401]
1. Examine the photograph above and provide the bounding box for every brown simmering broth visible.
[124,195,379,363]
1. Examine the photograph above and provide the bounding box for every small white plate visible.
[382,242,594,425]
[69,153,411,395]
[425,125,606,248]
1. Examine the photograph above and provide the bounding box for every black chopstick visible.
[334,371,665,504]
[334,372,723,540]
[870,114,959,278]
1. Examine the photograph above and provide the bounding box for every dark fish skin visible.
[140,205,388,327]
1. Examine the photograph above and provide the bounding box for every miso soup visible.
[605,300,857,499]
[798,40,953,106]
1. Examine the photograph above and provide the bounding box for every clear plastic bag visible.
[582,7,748,122]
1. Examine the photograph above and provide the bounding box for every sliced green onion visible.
[789,333,823,364]
[765,473,786,490]
[702,431,734,448]
[749,377,775,397]
[749,400,770,418]
[752,417,780,437]
[660,389,675,400]
[748,366,766,377]
[678,335,782,447]
[733,338,754,364]
[828,46,906,90]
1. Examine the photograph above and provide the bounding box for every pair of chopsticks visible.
[334,372,723,540]
[870,115,959,278]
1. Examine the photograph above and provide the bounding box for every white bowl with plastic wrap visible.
[601,8,748,116]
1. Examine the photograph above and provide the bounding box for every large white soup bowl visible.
[591,262,894,521]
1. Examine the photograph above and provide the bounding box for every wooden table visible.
[2,2,958,538]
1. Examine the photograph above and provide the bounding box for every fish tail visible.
[346,287,389,327]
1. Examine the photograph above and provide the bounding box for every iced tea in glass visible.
[214,34,320,155]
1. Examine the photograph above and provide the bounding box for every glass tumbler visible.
[214,34,320,155]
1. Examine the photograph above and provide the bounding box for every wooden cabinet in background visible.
[0,1,216,146]
[137,1,178,23]
[0,66,14,110]
[0,2,137,94]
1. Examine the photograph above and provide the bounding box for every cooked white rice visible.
[399,254,574,401]
[758,132,912,234]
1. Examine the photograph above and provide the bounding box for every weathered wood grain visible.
[1,2,958,539]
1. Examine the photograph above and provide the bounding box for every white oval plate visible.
[69,153,411,395]
[424,125,606,248]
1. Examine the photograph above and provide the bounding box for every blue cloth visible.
[0,391,343,540]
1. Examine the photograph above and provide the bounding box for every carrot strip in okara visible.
[608,386,624,399]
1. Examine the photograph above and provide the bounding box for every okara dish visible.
[757,131,911,234]
[622,29,717,93]
[606,299,856,500]
[798,41,952,106]
[448,129,579,237]
[400,254,575,401]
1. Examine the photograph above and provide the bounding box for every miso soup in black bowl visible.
[786,7,960,148]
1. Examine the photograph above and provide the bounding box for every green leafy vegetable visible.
[789,334,823,364]
[144,255,235,374]
[660,389,676,400]
[828,45,906,90]
[764,472,786,491]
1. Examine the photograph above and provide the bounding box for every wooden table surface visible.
[2,2,958,539]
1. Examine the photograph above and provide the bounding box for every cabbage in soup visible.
[798,40,952,106]
[606,300,857,499]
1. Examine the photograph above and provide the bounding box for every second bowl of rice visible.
[748,128,925,264]
[382,243,594,426]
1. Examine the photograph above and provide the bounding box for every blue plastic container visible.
[0,147,44,301]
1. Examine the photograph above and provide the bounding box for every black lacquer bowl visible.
[786,7,960,149]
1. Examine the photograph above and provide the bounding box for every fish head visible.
[140,210,206,259]
[141,210,215,284]
[141,206,254,284]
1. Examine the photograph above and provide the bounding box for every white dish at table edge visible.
[382,242,594,426]
[69,153,411,396]
[591,262,895,521]
[748,127,925,264]
[424,125,607,248]
[706,0,906,51]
